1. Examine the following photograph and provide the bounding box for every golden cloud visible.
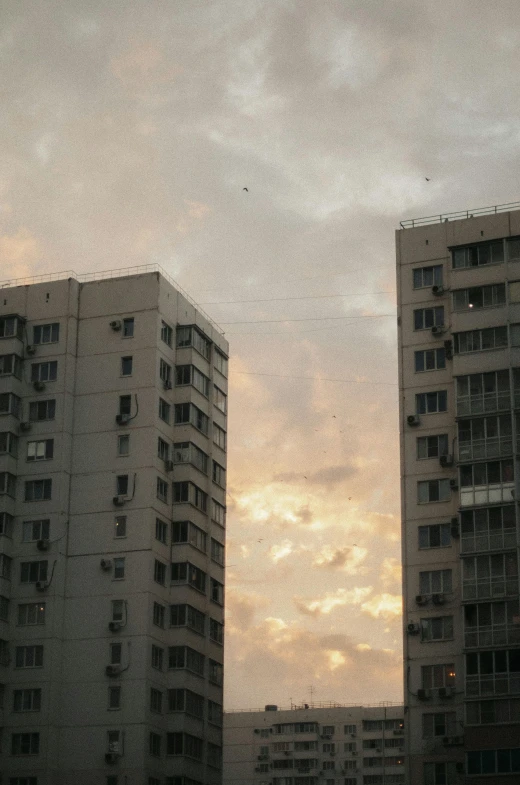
[312,544,368,573]
[361,593,402,620]
[0,228,40,281]
[293,586,373,616]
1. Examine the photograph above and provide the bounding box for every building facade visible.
[223,703,405,785]
[0,269,228,785]
[397,205,520,784]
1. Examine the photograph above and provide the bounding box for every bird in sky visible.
[258,538,263,543]
[243,187,249,192]
[425,177,431,181]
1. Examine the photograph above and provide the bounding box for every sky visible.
[2,0,520,711]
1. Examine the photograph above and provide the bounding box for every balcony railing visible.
[460,528,517,554]
[462,576,518,601]
[459,437,513,462]
[457,392,511,417]
[466,672,520,697]
[465,623,520,649]
[460,482,514,507]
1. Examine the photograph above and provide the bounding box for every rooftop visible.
[0,263,223,334]
[400,199,520,229]
[225,700,403,714]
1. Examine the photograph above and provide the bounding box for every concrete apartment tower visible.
[0,268,228,785]
[397,203,520,785]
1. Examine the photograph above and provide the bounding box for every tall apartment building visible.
[223,702,405,785]
[0,268,228,785]
[397,203,520,785]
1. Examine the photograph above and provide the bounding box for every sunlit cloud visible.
[380,557,402,588]
[361,593,402,621]
[269,540,294,563]
[294,587,373,616]
[313,545,368,573]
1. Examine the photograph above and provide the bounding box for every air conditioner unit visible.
[443,735,464,746]
[254,729,260,734]
[113,496,126,506]
[36,539,49,551]
[105,664,122,677]
[115,414,130,425]
[26,345,36,355]
[449,478,458,489]
[105,751,119,764]
[415,594,428,606]
[19,421,31,432]
[407,622,420,635]
[35,580,49,592]
[439,454,454,468]
[432,285,445,296]
[110,320,122,331]
[163,380,172,390]
[431,325,445,335]
[164,459,174,472]
[255,767,262,773]
[100,559,112,570]
[33,380,46,392]
[393,729,404,736]
[407,414,420,427]
[438,686,455,699]
[417,689,431,701]
[375,747,382,753]
[109,621,122,632]
[432,593,445,606]
[258,755,268,761]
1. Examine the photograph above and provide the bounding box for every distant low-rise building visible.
[223,702,405,785]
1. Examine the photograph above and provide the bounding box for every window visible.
[456,369,510,417]
[108,686,121,710]
[214,386,227,413]
[414,348,446,372]
[166,732,204,759]
[423,762,460,784]
[171,562,206,593]
[0,354,22,377]
[172,520,207,552]
[18,602,45,626]
[0,472,16,496]
[417,434,449,459]
[158,397,170,423]
[168,688,205,719]
[157,437,169,462]
[149,731,162,757]
[420,616,454,641]
[113,558,125,580]
[11,732,40,755]
[460,504,515,553]
[15,645,44,668]
[462,552,518,601]
[114,516,126,538]
[31,361,57,382]
[116,475,128,496]
[27,439,54,462]
[419,523,451,549]
[120,356,132,376]
[168,645,205,675]
[20,561,48,584]
[173,481,207,512]
[24,478,52,502]
[117,434,129,456]
[110,643,122,665]
[212,499,226,527]
[154,560,166,585]
[161,320,172,346]
[151,645,163,670]
[0,315,22,338]
[212,461,226,486]
[416,390,447,414]
[211,538,225,565]
[155,518,167,544]
[467,748,520,776]
[123,317,134,337]
[10,778,39,785]
[28,398,55,422]
[150,688,163,713]
[421,663,456,690]
[107,730,122,755]
[0,553,12,579]
[422,712,456,738]
[208,699,223,725]
[417,479,451,503]
[210,578,224,605]
[173,441,208,473]
[174,402,209,435]
[510,323,520,347]
[159,358,172,386]
[170,604,206,635]
[460,459,514,506]
[0,511,14,537]
[0,391,21,417]
[111,600,125,622]
[119,395,131,416]
[453,283,506,311]
[153,602,165,628]
[175,365,210,397]
[213,423,227,451]
[453,240,504,268]
[414,306,444,330]
[207,742,222,770]
[22,519,50,542]
[156,477,168,503]
[413,264,443,289]
[214,349,228,376]
[33,323,59,344]
[455,325,508,353]
[209,618,223,644]
[0,594,9,620]
[322,760,335,769]
[419,569,452,594]
[344,724,357,735]
[209,659,223,685]
[458,413,512,461]
[0,430,17,457]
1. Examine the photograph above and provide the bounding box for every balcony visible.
[466,672,520,697]
[459,436,513,462]
[460,482,514,507]
[457,391,510,417]
[462,576,518,601]
[465,623,520,649]
[460,528,517,554]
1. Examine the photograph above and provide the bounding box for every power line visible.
[231,371,398,386]
[197,263,391,291]
[219,314,395,325]
[200,290,395,305]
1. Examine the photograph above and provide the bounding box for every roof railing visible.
[224,700,403,713]
[400,200,520,229]
[0,263,223,334]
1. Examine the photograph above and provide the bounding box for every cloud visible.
[225,588,271,631]
[380,557,402,588]
[269,540,294,563]
[0,228,41,281]
[293,586,373,616]
[312,545,368,573]
[361,593,402,621]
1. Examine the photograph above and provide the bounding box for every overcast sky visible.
[2,0,520,710]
